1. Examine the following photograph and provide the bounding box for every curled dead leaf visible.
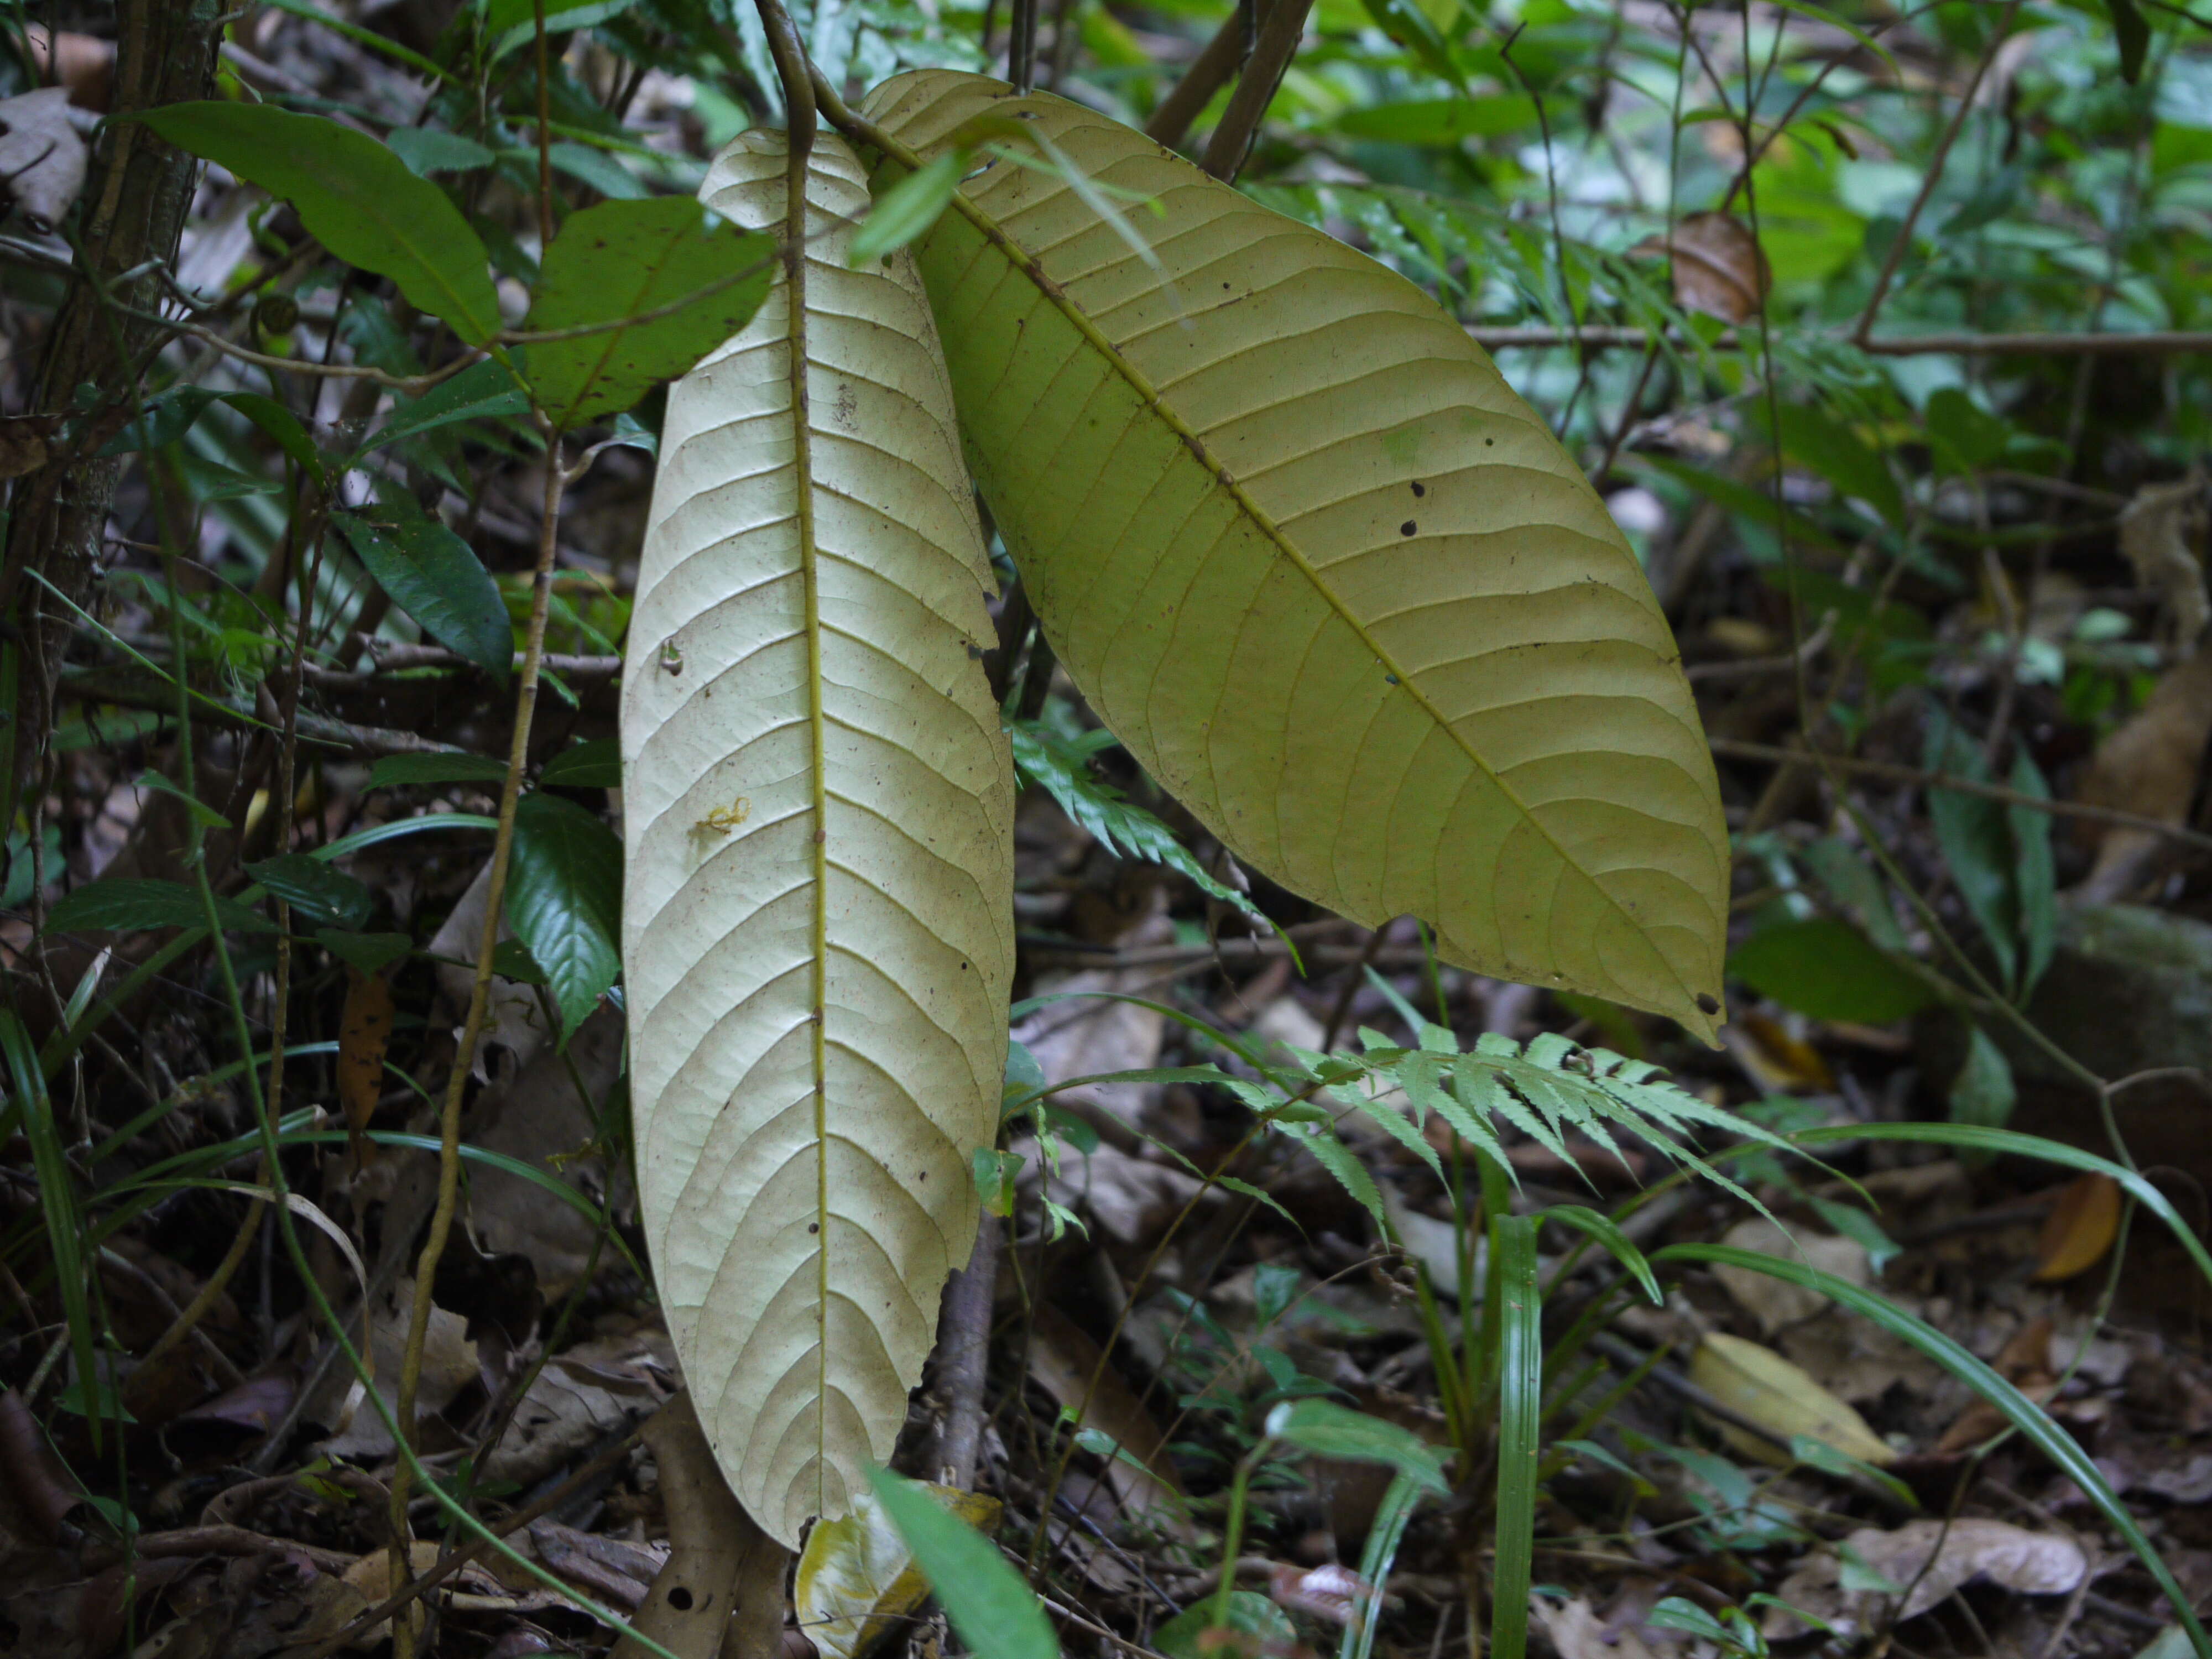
[1712,1219,1869,1335]
[337,966,395,1165]
[1630,211,1771,323]
[1690,1331,1897,1466]
[0,87,89,230]
[2075,651,2212,899]
[1843,1518,2086,1621]
[2117,469,2208,651]
[794,1480,1004,1659]
[2034,1173,2121,1282]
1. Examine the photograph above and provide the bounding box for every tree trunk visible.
[0,0,223,815]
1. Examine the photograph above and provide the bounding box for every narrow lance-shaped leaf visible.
[623,131,1015,1548]
[129,103,500,345]
[863,73,1729,1040]
[334,509,512,682]
[524,197,775,431]
[506,793,623,1037]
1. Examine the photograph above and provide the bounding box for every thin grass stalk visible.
[1487,1216,1541,1659]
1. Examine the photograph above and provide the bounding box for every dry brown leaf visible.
[24,28,115,109]
[2075,651,2212,899]
[2117,469,2208,650]
[1690,1332,1897,1466]
[1712,1219,1869,1335]
[0,87,88,229]
[483,1327,673,1489]
[337,967,394,1166]
[0,415,58,481]
[311,1276,478,1460]
[1843,1518,2086,1621]
[1533,1595,1660,1659]
[1630,211,1771,322]
[2036,1173,2121,1281]
[1026,1304,1189,1530]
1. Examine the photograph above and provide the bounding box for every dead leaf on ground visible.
[1843,1517,2087,1621]
[1031,1138,1215,1248]
[1690,1332,1897,1467]
[2075,651,2212,899]
[483,1325,674,1489]
[1014,958,1169,1127]
[0,88,88,229]
[0,414,58,481]
[2035,1173,2122,1281]
[308,1276,478,1460]
[2117,469,2208,650]
[1713,1219,1869,1334]
[1629,211,1770,322]
[24,28,115,109]
[1027,1303,1189,1530]
[1534,1594,1661,1659]
[795,1481,1003,1659]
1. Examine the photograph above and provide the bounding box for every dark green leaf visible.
[2008,751,2056,996]
[851,149,970,265]
[128,103,500,344]
[523,197,774,430]
[386,127,497,177]
[1768,402,1903,529]
[317,929,414,974]
[47,878,274,936]
[1924,715,2020,987]
[1947,1020,2016,1129]
[361,358,530,455]
[547,140,648,200]
[868,1470,1058,1659]
[222,392,325,481]
[505,793,622,1035]
[1490,1215,1541,1659]
[1264,1399,1448,1492]
[335,510,512,681]
[492,938,550,985]
[1924,387,2011,471]
[371,752,511,789]
[539,736,620,787]
[247,854,375,930]
[0,1014,102,1450]
[137,770,228,831]
[1727,917,1936,1024]
[1540,1203,1661,1304]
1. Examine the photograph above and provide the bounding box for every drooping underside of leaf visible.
[622,130,1016,1547]
[862,71,1729,1039]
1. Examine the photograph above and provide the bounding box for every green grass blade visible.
[1791,1122,2212,1290]
[0,1013,101,1449]
[1340,1468,1431,1659]
[1490,1214,1542,1659]
[1657,1243,2211,1659]
[1538,1203,1661,1305]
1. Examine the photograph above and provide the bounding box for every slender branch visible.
[1852,0,2022,342]
[1464,324,2212,355]
[1145,9,1249,150]
[385,420,572,1643]
[936,1217,1001,1488]
[1708,736,2212,854]
[1199,0,1313,181]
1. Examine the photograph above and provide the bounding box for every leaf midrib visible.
[863,100,1700,1014]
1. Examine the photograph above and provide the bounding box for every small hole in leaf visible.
[1400,521,1416,536]
[1696,993,1721,1015]
[1411,481,1426,497]
[670,1588,695,1611]
[808,1222,820,1233]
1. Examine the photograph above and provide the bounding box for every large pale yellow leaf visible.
[622,129,1015,1547]
[859,71,1727,1039]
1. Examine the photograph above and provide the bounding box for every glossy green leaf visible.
[129,102,500,343]
[852,148,971,265]
[1264,1399,1448,1491]
[385,127,497,177]
[483,0,644,59]
[246,854,375,930]
[1727,917,1936,1024]
[523,196,774,430]
[335,510,512,681]
[866,1469,1058,1659]
[1656,1244,2210,1659]
[371,752,510,789]
[317,929,415,975]
[46,878,274,936]
[1947,1020,2016,1129]
[506,792,622,1035]
[361,357,529,453]
[538,736,620,787]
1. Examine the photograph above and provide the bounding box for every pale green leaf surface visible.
[623,131,1015,1548]
[863,72,1727,1039]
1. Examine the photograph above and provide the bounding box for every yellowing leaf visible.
[1689,1332,1897,1468]
[861,72,1728,1039]
[2034,1172,2121,1282]
[337,966,395,1165]
[795,1483,1004,1659]
[622,131,1016,1550]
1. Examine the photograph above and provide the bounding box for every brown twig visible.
[1465,324,2212,354]
[937,1216,1002,1488]
[1145,8,1250,150]
[1199,0,1312,181]
[1707,736,2212,854]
